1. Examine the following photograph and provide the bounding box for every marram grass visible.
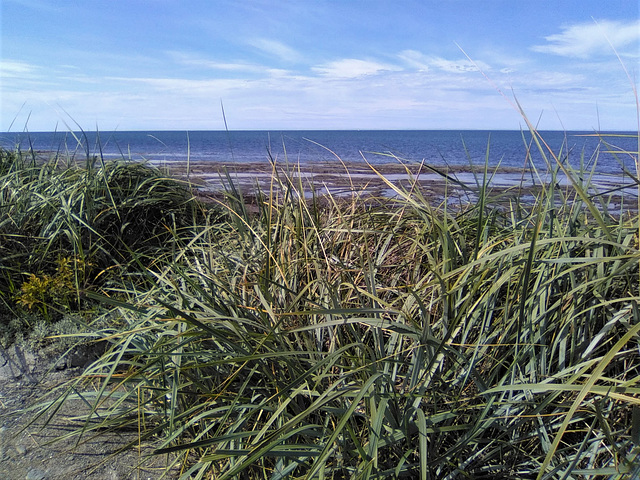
[2,127,640,480]
[0,148,203,317]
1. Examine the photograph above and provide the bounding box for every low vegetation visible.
[1,126,639,479]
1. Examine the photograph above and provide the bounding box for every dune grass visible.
[0,146,204,319]
[1,125,640,479]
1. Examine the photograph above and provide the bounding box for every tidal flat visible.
[165,159,639,211]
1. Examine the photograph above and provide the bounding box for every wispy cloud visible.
[312,59,399,78]
[429,57,490,74]
[247,38,301,63]
[0,60,39,77]
[517,71,584,88]
[531,19,640,58]
[398,51,490,74]
[167,51,264,73]
[108,76,251,95]
[398,50,430,71]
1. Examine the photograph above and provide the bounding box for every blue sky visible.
[1,0,639,131]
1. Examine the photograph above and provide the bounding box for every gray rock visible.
[44,341,108,370]
[66,345,96,368]
[0,345,38,382]
[25,468,48,480]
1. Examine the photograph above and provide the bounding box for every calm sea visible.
[0,130,637,174]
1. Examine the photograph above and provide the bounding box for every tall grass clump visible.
[0,146,204,323]
[23,124,640,479]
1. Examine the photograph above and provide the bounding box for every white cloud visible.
[517,71,584,88]
[429,56,489,73]
[531,19,640,58]
[247,38,301,63]
[201,62,262,72]
[0,60,39,77]
[107,76,250,95]
[2,45,635,131]
[398,50,430,71]
[397,51,490,74]
[312,59,399,78]
[167,51,264,73]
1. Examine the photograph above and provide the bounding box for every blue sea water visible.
[0,130,637,174]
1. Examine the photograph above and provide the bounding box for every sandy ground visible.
[0,344,181,480]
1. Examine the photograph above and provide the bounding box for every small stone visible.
[25,468,48,480]
[15,444,27,455]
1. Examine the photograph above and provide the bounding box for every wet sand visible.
[160,159,638,209]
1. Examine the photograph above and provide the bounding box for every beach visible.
[162,159,639,210]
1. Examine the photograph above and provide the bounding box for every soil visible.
[0,343,182,480]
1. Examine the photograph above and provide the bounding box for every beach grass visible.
[1,122,640,479]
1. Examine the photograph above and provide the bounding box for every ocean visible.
[0,130,637,174]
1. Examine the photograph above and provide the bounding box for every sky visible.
[1,0,639,132]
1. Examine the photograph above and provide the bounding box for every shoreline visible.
[160,159,639,209]
[16,151,640,208]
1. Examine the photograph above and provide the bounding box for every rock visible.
[0,345,37,382]
[25,468,48,480]
[0,438,6,462]
[0,341,107,382]
[66,341,107,369]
